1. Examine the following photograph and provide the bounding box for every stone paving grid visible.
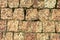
[0,0,60,40]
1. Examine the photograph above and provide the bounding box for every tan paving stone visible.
[14,32,24,40]
[0,32,5,40]
[5,32,13,40]
[0,20,6,31]
[1,8,13,19]
[25,33,36,40]
[45,0,56,8]
[43,21,55,32]
[38,9,49,22]
[37,33,49,40]
[26,9,38,20]
[33,0,44,8]
[13,8,24,20]
[57,0,60,8]
[19,21,42,32]
[8,0,19,8]
[55,22,60,32]
[0,0,7,8]
[50,33,60,40]
[20,0,33,8]
[7,20,18,32]
[51,9,60,20]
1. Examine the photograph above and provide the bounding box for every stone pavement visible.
[0,0,60,40]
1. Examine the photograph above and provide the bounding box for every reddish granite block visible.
[33,0,44,8]
[25,33,36,40]
[57,0,60,8]
[51,9,60,20]
[0,20,6,31]
[0,32,3,40]
[19,21,42,32]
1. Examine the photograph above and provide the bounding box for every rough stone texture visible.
[0,20,6,31]
[26,9,38,20]
[8,0,19,8]
[0,0,7,8]
[13,8,24,20]
[37,33,49,40]
[19,21,42,32]
[4,32,13,40]
[50,33,60,40]
[57,0,60,8]
[38,9,49,21]
[33,0,44,8]
[1,8,13,19]
[51,9,60,20]
[45,0,56,8]
[55,22,60,32]
[0,32,4,40]
[7,20,18,32]
[0,0,60,40]
[20,0,33,8]
[43,21,55,32]
[14,32,24,40]
[25,33,36,40]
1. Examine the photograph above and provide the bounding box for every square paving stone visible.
[1,8,13,19]
[8,0,19,8]
[43,21,55,32]
[7,20,19,32]
[14,32,24,40]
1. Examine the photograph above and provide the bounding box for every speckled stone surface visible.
[0,0,60,40]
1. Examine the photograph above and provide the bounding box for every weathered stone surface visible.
[5,32,13,40]
[1,8,12,19]
[14,32,24,40]
[51,9,60,20]
[45,0,56,8]
[19,21,42,32]
[57,0,60,8]
[8,0,19,8]
[0,20,6,31]
[55,22,60,32]
[7,20,18,31]
[20,0,33,8]
[37,33,49,40]
[38,9,49,21]
[43,21,55,32]
[13,8,24,20]
[0,0,7,8]
[33,0,44,8]
[50,33,60,40]
[25,33,36,40]
[26,9,38,20]
[0,32,4,40]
